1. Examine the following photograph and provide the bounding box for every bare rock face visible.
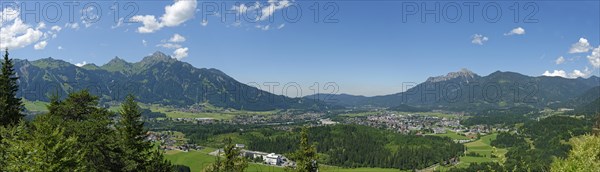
[426,68,479,83]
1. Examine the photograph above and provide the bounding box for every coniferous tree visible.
[117,94,151,171]
[45,90,125,171]
[203,137,247,172]
[289,127,319,172]
[0,120,85,171]
[0,48,24,127]
[117,94,172,171]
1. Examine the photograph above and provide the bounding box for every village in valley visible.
[148,108,514,170]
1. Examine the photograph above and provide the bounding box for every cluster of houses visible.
[172,117,216,124]
[344,113,462,134]
[228,144,292,167]
[146,131,202,151]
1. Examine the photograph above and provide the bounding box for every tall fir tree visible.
[117,94,151,171]
[203,137,247,172]
[117,94,172,171]
[45,90,125,171]
[289,127,319,172]
[0,48,24,126]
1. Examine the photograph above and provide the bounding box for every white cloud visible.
[36,22,46,30]
[57,46,63,50]
[34,41,47,50]
[75,61,88,67]
[130,15,161,33]
[173,47,189,60]
[569,38,592,53]
[259,0,291,21]
[471,34,488,45]
[131,0,197,33]
[256,24,270,31]
[81,6,99,28]
[111,17,124,29]
[169,33,186,42]
[65,23,80,30]
[232,2,261,15]
[277,23,285,29]
[504,27,525,36]
[0,13,44,50]
[51,25,62,32]
[542,70,567,78]
[161,0,197,27]
[542,68,593,78]
[555,56,565,65]
[588,46,600,68]
[570,67,592,78]
[157,43,182,49]
[142,39,147,46]
[201,19,208,26]
[0,7,19,27]
[231,1,292,22]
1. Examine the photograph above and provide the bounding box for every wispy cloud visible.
[504,27,525,36]
[471,34,488,45]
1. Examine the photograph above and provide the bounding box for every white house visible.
[263,153,283,166]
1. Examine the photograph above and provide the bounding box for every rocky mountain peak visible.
[426,68,479,83]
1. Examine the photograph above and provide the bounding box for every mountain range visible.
[307,68,600,111]
[11,52,331,111]
[6,52,600,112]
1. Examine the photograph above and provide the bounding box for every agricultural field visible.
[434,133,507,171]
[339,111,382,117]
[165,148,405,172]
[166,148,287,172]
[394,111,465,119]
[432,130,470,140]
[23,100,49,113]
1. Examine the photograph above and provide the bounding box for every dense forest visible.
[502,116,593,171]
[461,107,538,126]
[249,125,464,170]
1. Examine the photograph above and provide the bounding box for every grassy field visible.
[342,111,463,119]
[394,111,465,119]
[432,130,470,140]
[142,104,278,120]
[166,148,288,172]
[23,100,49,113]
[166,149,405,172]
[106,103,279,120]
[435,133,507,171]
[340,111,381,117]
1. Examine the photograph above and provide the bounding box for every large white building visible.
[264,153,283,166]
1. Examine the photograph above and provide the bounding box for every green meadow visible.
[434,133,507,171]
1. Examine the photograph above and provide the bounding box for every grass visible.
[166,149,406,172]
[106,103,280,120]
[166,148,286,172]
[435,133,507,171]
[165,148,218,172]
[340,111,381,117]
[23,100,49,113]
[394,111,464,119]
[142,104,278,120]
[433,130,470,140]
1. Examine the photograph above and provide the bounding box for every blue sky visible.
[1,0,599,96]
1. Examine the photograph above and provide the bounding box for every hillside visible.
[10,52,332,111]
[307,69,600,111]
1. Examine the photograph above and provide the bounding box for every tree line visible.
[0,49,173,171]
